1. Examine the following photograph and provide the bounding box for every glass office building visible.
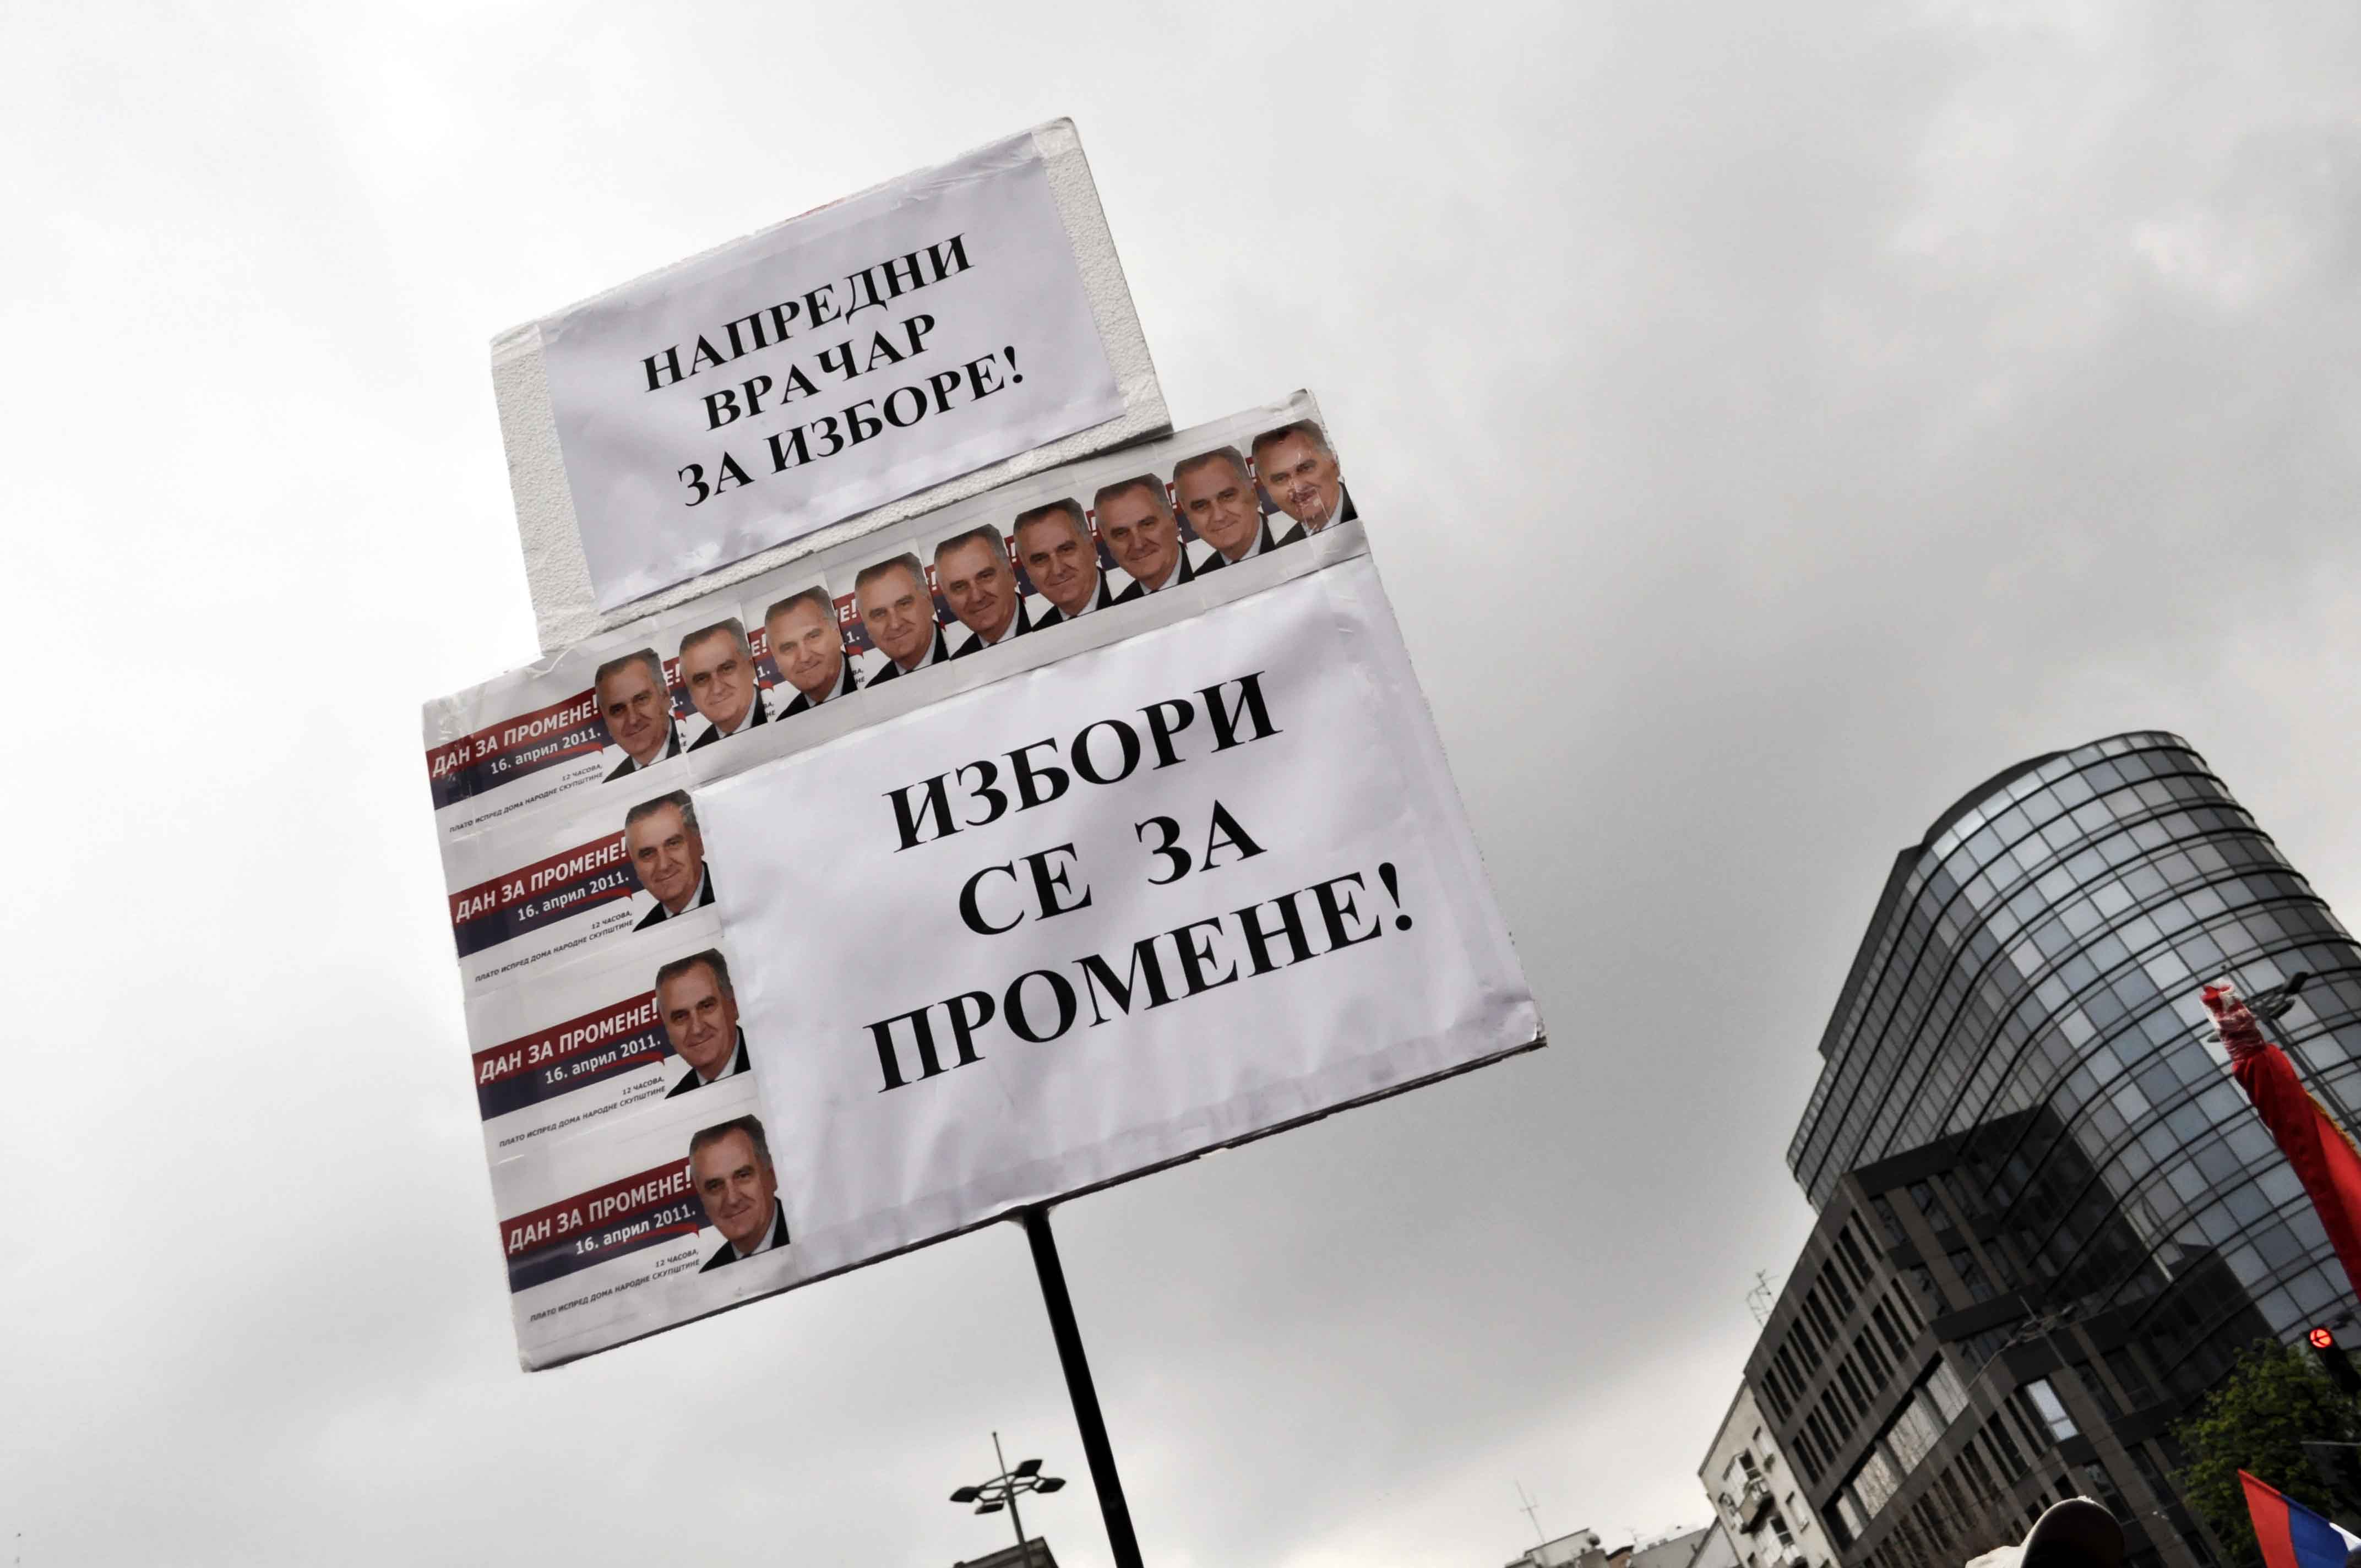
[1748,732,2361,1568]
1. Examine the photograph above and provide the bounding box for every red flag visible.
[2239,1469,2351,1568]
[2203,984,2361,1302]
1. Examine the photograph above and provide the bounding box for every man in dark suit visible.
[678,619,767,751]
[690,1115,790,1270]
[656,949,750,1097]
[934,525,1032,656]
[853,553,950,687]
[1095,476,1194,602]
[592,649,682,781]
[626,791,714,930]
[1014,499,1116,629]
[1173,448,1277,574]
[1251,419,1356,546]
[760,588,858,717]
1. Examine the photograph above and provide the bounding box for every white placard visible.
[701,553,1540,1283]
[538,130,1125,612]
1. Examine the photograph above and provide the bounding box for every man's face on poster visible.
[937,537,1017,642]
[626,802,704,912]
[1097,486,1180,591]
[657,962,738,1079]
[596,658,672,765]
[1016,512,1099,616]
[765,599,844,701]
[1258,432,1343,530]
[1176,460,1264,562]
[691,1129,776,1254]
[679,632,753,732]
[857,564,935,670]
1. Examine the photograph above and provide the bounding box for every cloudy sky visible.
[5,3,2359,1565]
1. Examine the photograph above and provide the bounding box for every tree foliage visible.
[2171,1337,2361,1567]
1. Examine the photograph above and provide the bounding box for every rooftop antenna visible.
[1516,1480,1546,1545]
[1745,1269,1778,1326]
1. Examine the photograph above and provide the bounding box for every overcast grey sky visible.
[4,3,2359,1565]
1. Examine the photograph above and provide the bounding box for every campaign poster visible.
[536,129,1127,611]
[444,787,720,993]
[422,625,695,846]
[466,924,758,1158]
[839,530,950,690]
[739,565,861,723]
[920,515,1034,660]
[492,1089,809,1368]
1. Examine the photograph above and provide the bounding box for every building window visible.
[2024,1377,2080,1441]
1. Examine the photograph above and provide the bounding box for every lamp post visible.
[950,1432,1068,1554]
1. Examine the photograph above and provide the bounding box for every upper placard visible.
[494,121,1165,646]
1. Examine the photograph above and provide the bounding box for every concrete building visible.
[1710,732,2361,1568]
[1701,1381,1840,1568]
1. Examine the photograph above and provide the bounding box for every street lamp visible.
[949,1431,1068,1552]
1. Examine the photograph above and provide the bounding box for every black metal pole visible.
[1021,1205,1146,1568]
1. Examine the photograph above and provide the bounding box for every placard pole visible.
[1021,1205,1146,1568]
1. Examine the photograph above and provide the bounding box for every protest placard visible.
[429,394,1542,1367]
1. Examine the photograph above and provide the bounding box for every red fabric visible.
[2243,1471,2303,1568]
[2205,988,2361,1302]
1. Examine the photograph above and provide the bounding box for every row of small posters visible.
[423,391,1542,1368]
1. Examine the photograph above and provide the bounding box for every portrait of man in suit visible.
[1173,447,1275,573]
[625,791,712,930]
[853,553,950,687]
[934,525,1030,657]
[677,619,766,752]
[1251,419,1354,544]
[1013,499,1114,628]
[592,649,681,781]
[690,1115,789,1271]
[1095,475,1192,601]
[761,587,857,716]
[656,949,749,1098]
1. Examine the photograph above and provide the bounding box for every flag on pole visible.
[2240,1469,2350,1568]
[2202,984,2361,1302]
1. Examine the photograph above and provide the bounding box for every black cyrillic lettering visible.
[882,385,927,428]
[1203,800,1266,870]
[817,340,859,382]
[956,758,1009,829]
[888,774,958,850]
[1310,873,1382,952]
[1135,816,1189,885]
[943,991,993,1067]
[845,398,884,443]
[1201,671,1281,750]
[1234,890,1315,975]
[903,313,936,357]
[643,345,684,391]
[1075,938,1174,1026]
[1022,844,1092,922]
[703,386,743,430]
[1005,970,1079,1044]
[959,862,1022,935]
[927,369,964,413]
[863,330,905,371]
[767,426,813,471]
[1140,698,1194,768]
[1008,739,1069,811]
[842,266,890,317]
[1070,718,1142,786]
[1168,916,1239,997]
[926,233,972,280]
[882,252,926,297]
[804,284,841,328]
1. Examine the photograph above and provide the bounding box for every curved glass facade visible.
[1788,729,2361,1355]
